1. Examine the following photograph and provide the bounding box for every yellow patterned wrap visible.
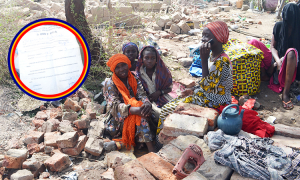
[223,39,264,96]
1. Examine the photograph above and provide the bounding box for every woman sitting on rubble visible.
[102,54,156,152]
[250,3,300,110]
[156,21,233,145]
[122,42,139,72]
[136,46,173,108]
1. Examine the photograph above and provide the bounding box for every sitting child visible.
[136,46,173,108]
[122,42,139,71]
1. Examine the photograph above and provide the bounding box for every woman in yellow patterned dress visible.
[156,21,233,145]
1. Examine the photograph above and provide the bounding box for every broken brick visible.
[84,137,104,156]
[23,130,44,145]
[27,143,40,155]
[64,98,81,112]
[62,112,78,122]
[49,108,63,120]
[77,88,89,99]
[44,131,61,147]
[35,111,48,120]
[106,151,133,169]
[56,131,79,149]
[10,169,34,180]
[62,135,88,156]
[32,119,45,128]
[58,120,75,133]
[22,157,46,177]
[74,119,90,130]
[87,119,105,138]
[44,153,71,172]
[79,98,91,109]
[3,149,28,169]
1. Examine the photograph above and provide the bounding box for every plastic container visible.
[250,1,254,9]
[265,44,271,49]
[236,0,243,8]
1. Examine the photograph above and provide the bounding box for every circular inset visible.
[8,18,91,101]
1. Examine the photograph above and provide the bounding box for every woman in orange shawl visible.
[103,54,156,152]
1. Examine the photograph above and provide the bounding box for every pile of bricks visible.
[0,88,107,179]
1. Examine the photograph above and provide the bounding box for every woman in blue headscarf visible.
[122,42,139,71]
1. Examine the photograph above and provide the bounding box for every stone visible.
[197,152,233,180]
[158,144,183,165]
[79,98,91,109]
[39,172,50,179]
[23,130,44,145]
[101,168,115,180]
[58,120,74,133]
[62,135,88,156]
[77,88,89,99]
[242,5,249,11]
[87,119,105,138]
[177,21,191,34]
[170,24,181,34]
[156,15,170,27]
[3,149,28,169]
[84,137,104,156]
[32,119,45,128]
[44,153,71,172]
[27,143,40,155]
[174,103,219,131]
[56,131,79,149]
[170,135,212,159]
[64,98,81,112]
[163,114,208,137]
[44,131,61,147]
[22,157,45,177]
[44,146,54,154]
[183,172,207,180]
[209,7,219,14]
[219,6,231,12]
[158,129,177,145]
[49,108,63,120]
[274,124,300,139]
[35,111,48,120]
[179,58,193,67]
[114,159,155,180]
[74,119,89,130]
[178,79,195,88]
[62,112,78,122]
[138,152,177,180]
[172,12,182,22]
[10,169,34,180]
[230,171,256,180]
[106,151,133,169]
[271,135,300,149]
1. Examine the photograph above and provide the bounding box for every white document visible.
[17,25,83,95]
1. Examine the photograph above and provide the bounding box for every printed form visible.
[17,25,83,95]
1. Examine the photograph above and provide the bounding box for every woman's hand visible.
[140,102,152,117]
[149,91,161,102]
[200,42,211,62]
[181,88,194,98]
[277,57,284,71]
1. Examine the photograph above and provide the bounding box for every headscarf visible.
[122,42,139,59]
[279,3,300,59]
[206,21,229,44]
[136,46,173,107]
[106,54,143,148]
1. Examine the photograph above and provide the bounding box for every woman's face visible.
[115,62,129,79]
[202,27,217,47]
[124,45,138,62]
[142,50,157,69]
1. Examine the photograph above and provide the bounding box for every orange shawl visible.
[107,54,143,148]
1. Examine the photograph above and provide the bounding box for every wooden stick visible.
[229,27,271,40]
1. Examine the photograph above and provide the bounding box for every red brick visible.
[174,102,218,130]
[138,152,178,180]
[77,88,89,99]
[22,157,46,177]
[62,112,78,122]
[114,159,155,180]
[84,137,104,156]
[3,149,28,169]
[56,132,79,149]
[32,119,45,128]
[106,151,133,169]
[86,102,105,119]
[44,131,61,147]
[158,129,177,145]
[74,119,89,129]
[57,120,74,133]
[44,153,71,172]
[35,111,48,120]
[39,143,45,152]
[79,98,91,109]
[27,143,40,155]
[62,135,88,156]
[64,98,81,112]
[49,108,63,120]
[100,168,114,180]
[87,119,105,138]
[23,130,44,145]
[10,169,34,180]
[41,119,60,132]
